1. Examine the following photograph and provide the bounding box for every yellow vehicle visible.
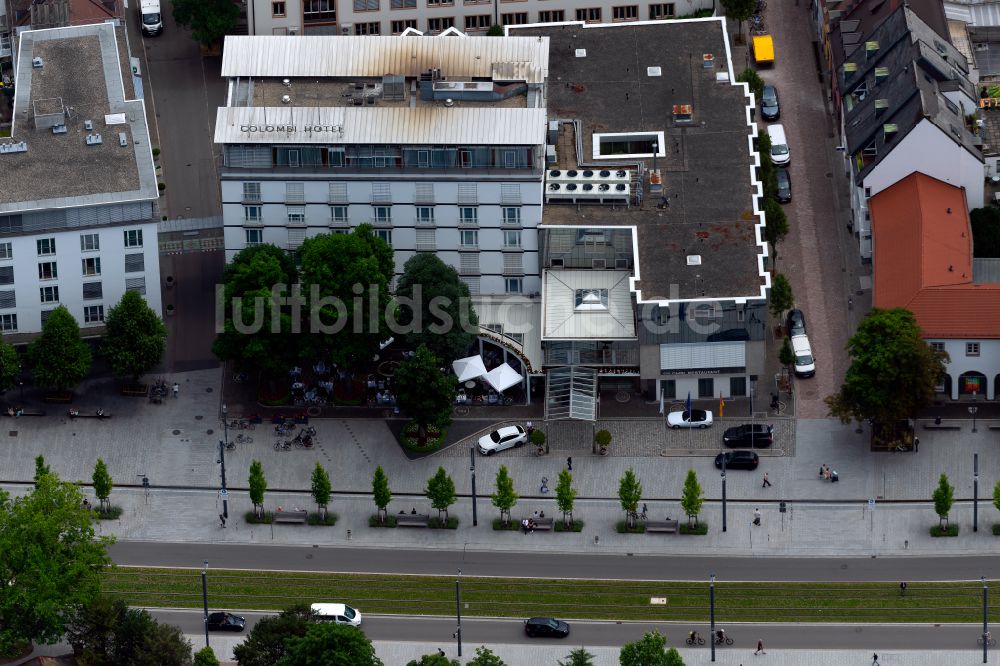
[752,34,775,67]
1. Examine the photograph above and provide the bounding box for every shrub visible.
[492,518,520,531]
[992,524,1000,536]
[680,523,708,535]
[554,520,584,533]
[428,516,459,529]
[95,506,123,520]
[152,147,161,157]
[306,512,338,526]
[930,524,959,537]
[616,520,646,534]
[369,514,398,528]
[245,511,273,524]
[401,421,446,452]
[157,182,166,191]
[736,67,765,99]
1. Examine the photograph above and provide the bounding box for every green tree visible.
[769,274,793,318]
[933,473,955,529]
[720,0,757,41]
[779,336,795,368]
[299,227,394,368]
[0,339,19,393]
[232,603,315,666]
[275,623,383,666]
[826,308,948,426]
[618,468,642,528]
[993,480,1000,515]
[467,646,507,665]
[680,469,704,527]
[194,645,221,666]
[27,306,91,391]
[763,198,789,251]
[530,429,546,454]
[395,253,479,366]
[664,648,685,666]
[395,345,457,444]
[172,0,240,46]
[559,647,597,666]
[735,67,764,98]
[486,24,504,36]
[249,459,267,518]
[310,463,332,519]
[491,465,518,527]
[67,597,193,666]
[619,630,674,666]
[213,244,299,376]
[595,429,612,454]
[757,132,778,201]
[102,290,167,383]
[92,458,113,512]
[373,465,392,523]
[970,207,1000,257]
[34,454,50,487]
[425,466,457,522]
[0,472,114,657]
[555,469,577,526]
[406,654,459,666]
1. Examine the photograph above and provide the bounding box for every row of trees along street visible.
[0,291,166,395]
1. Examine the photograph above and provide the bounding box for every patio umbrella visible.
[452,355,487,383]
[485,363,522,393]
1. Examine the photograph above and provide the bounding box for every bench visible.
[69,412,112,419]
[272,509,308,524]
[396,513,431,528]
[527,517,554,531]
[989,425,1000,431]
[44,392,73,403]
[645,519,680,533]
[923,423,961,430]
[121,384,149,397]
[4,410,46,417]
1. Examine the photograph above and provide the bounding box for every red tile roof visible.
[870,172,1000,339]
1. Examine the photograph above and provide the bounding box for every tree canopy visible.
[275,622,383,666]
[933,473,955,528]
[27,306,91,391]
[172,0,240,46]
[618,468,642,528]
[102,290,167,382]
[619,630,684,666]
[92,458,113,512]
[559,647,597,666]
[0,339,19,393]
[395,253,479,366]
[825,308,948,425]
[769,274,793,318]
[194,646,221,666]
[0,471,114,656]
[394,345,456,439]
[372,465,392,522]
[232,603,315,666]
[762,198,789,251]
[555,469,577,526]
[680,469,704,526]
[406,654,459,666]
[720,0,757,39]
[467,646,507,665]
[310,463,332,518]
[425,466,457,521]
[249,459,267,517]
[491,465,518,526]
[213,244,299,376]
[66,596,193,666]
[299,227,395,368]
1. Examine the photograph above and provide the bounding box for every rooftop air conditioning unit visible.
[340,23,353,35]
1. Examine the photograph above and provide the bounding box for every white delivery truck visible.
[138,0,163,36]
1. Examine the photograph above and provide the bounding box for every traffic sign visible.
[868,498,875,507]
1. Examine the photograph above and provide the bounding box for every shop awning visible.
[660,342,746,375]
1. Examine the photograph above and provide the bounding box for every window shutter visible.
[503,254,523,275]
[461,276,480,295]
[329,182,348,204]
[124,253,145,273]
[288,228,307,248]
[457,184,478,205]
[501,183,521,204]
[286,182,305,203]
[415,183,435,204]
[459,253,480,275]
[415,229,436,251]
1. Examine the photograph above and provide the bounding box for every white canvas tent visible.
[452,355,487,382]
[485,362,522,393]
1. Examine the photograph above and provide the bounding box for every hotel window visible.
[698,377,714,398]
[80,234,100,252]
[246,229,263,246]
[126,277,146,295]
[648,2,675,18]
[390,0,416,7]
[84,305,105,324]
[124,229,143,247]
[39,286,59,303]
[0,314,16,332]
[37,238,56,256]
[505,277,523,294]
[427,17,454,31]
[330,206,349,224]
[460,230,479,247]
[502,12,528,24]
[124,253,145,273]
[503,230,522,248]
[0,267,12,285]
[372,206,392,224]
[272,1,286,15]
[0,243,11,260]
[374,229,392,246]
[576,7,602,21]
[416,207,435,225]
[502,207,521,225]
[38,262,57,280]
[82,282,103,300]
[538,10,564,22]
[303,0,336,21]
[354,0,378,9]
[244,206,262,223]
[355,21,381,34]
[730,377,747,397]
[81,257,101,277]
[427,0,454,4]
[465,14,491,30]
[391,19,417,33]
[966,342,981,356]
[287,206,306,225]
[459,207,478,225]
[613,5,638,20]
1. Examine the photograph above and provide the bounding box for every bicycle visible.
[274,440,292,451]
[685,634,706,646]
[233,372,249,384]
[235,433,253,445]
[714,635,734,646]
[978,635,996,647]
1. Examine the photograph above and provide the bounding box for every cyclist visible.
[688,630,700,643]
[715,629,726,644]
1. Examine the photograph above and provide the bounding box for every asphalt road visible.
[110,541,1000,582]
[149,609,988,650]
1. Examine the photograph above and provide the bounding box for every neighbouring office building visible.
[0,22,161,338]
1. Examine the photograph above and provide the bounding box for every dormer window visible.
[883,123,898,140]
[865,40,879,59]
[874,98,888,115]
[575,288,609,312]
[874,66,889,84]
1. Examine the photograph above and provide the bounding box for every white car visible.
[311,603,362,627]
[666,409,714,429]
[478,425,528,455]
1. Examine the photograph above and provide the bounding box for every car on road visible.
[723,424,774,448]
[767,124,790,166]
[311,603,362,627]
[666,409,714,429]
[714,450,760,470]
[776,168,791,203]
[761,84,780,121]
[478,425,528,455]
[525,617,571,638]
[786,309,806,336]
[206,612,245,632]
[791,333,816,378]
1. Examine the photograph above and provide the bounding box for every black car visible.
[776,168,791,203]
[761,84,780,121]
[723,424,774,448]
[206,612,246,632]
[525,617,571,638]
[786,308,806,336]
[715,450,760,470]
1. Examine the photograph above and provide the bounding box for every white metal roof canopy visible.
[485,363,522,393]
[452,355,487,382]
[544,366,598,422]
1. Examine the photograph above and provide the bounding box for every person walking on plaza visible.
[762,472,771,488]
[872,653,879,666]
[172,382,179,398]
[755,638,765,655]
[753,508,761,526]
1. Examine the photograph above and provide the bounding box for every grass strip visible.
[101,568,1000,624]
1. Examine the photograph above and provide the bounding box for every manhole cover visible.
[195,415,203,420]
[172,429,181,435]
[206,388,213,393]
[8,431,16,437]
[615,391,631,403]
[825,172,833,178]
[207,429,214,435]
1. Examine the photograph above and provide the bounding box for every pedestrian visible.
[755,638,765,655]
[567,456,573,471]
[219,513,227,528]
[172,382,179,398]
[437,648,445,657]
[762,472,771,488]
[872,653,879,666]
[641,503,648,519]
[521,518,529,534]
[899,581,907,596]
[526,420,534,436]
[753,508,761,526]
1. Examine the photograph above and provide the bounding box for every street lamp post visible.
[18,379,23,403]
[201,560,210,648]
[983,576,989,664]
[974,453,980,533]
[470,446,478,527]
[721,454,727,533]
[709,573,716,663]
[970,393,979,433]
[455,569,463,658]
[219,404,229,520]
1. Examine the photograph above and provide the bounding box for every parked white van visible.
[790,334,815,378]
[767,124,790,166]
[311,603,362,627]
